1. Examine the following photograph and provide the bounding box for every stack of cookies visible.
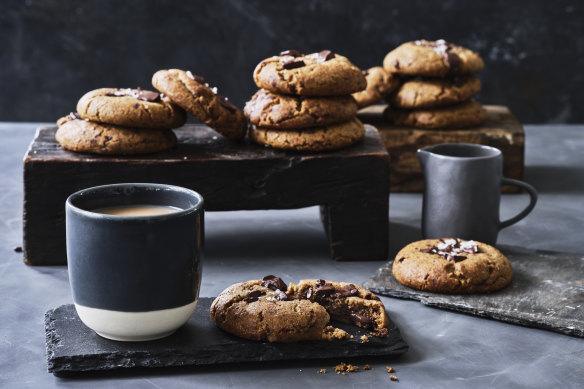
[245,50,367,152]
[382,40,487,129]
[56,88,186,155]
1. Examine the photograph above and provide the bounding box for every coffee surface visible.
[93,204,181,216]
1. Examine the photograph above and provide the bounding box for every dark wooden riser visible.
[23,125,390,265]
[358,105,525,193]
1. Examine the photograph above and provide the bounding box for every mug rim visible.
[419,143,502,160]
[66,183,204,221]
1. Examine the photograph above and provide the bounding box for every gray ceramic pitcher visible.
[418,143,537,245]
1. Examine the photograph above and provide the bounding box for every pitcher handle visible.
[499,178,538,229]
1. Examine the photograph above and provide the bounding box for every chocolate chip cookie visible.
[76,88,186,129]
[250,117,365,151]
[56,113,177,155]
[384,100,487,129]
[244,89,358,129]
[388,76,481,109]
[287,279,389,334]
[352,67,401,108]
[152,69,248,141]
[210,275,330,343]
[253,50,366,96]
[392,238,513,294]
[383,40,484,77]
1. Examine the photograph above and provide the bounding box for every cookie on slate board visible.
[210,276,330,343]
[388,76,481,109]
[287,279,389,335]
[244,89,358,129]
[76,88,186,129]
[152,69,248,141]
[352,66,401,108]
[253,50,366,96]
[392,238,513,294]
[384,100,487,129]
[249,117,365,152]
[56,113,177,155]
[383,40,484,77]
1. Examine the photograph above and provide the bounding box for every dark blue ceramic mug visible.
[66,183,204,341]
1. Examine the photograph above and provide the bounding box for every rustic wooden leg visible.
[320,196,389,261]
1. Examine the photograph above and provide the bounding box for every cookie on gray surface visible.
[392,238,513,294]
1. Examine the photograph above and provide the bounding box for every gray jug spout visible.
[417,148,431,167]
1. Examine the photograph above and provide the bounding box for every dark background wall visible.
[0,0,582,123]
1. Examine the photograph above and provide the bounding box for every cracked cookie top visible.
[253,50,366,96]
[244,89,358,130]
[387,76,481,109]
[76,88,186,129]
[383,40,484,77]
[152,69,247,141]
[56,116,177,155]
[392,238,513,294]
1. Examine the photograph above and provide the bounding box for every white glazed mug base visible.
[74,300,197,342]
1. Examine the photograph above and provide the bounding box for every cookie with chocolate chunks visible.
[287,279,389,332]
[244,89,358,129]
[152,69,247,140]
[384,100,487,129]
[383,40,484,77]
[253,50,366,96]
[352,67,401,108]
[392,238,513,294]
[76,88,186,129]
[56,114,177,155]
[210,276,329,343]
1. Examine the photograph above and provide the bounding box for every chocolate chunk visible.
[306,287,313,299]
[333,284,359,298]
[13,246,22,253]
[453,255,467,262]
[316,50,335,63]
[279,50,303,57]
[135,89,160,102]
[244,290,265,303]
[315,279,327,287]
[361,70,369,76]
[282,59,306,69]
[314,284,336,298]
[217,95,238,113]
[444,51,462,73]
[419,238,479,262]
[276,290,289,301]
[350,313,374,329]
[261,275,288,292]
[393,60,400,70]
[186,70,206,84]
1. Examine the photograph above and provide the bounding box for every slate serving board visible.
[45,298,408,375]
[363,245,584,337]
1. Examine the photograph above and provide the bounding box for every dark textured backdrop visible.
[1,0,582,123]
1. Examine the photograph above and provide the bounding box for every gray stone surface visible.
[1,123,584,388]
[364,246,584,337]
[45,299,407,375]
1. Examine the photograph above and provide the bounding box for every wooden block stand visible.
[358,105,525,193]
[23,125,390,265]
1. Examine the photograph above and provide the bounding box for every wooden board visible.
[363,246,584,338]
[23,125,390,265]
[45,298,408,375]
[358,105,525,193]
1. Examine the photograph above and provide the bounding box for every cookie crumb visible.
[360,335,369,343]
[371,328,389,338]
[363,364,371,370]
[13,246,23,253]
[386,366,395,373]
[389,375,398,381]
[322,325,350,341]
[334,362,359,374]
[317,368,326,374]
